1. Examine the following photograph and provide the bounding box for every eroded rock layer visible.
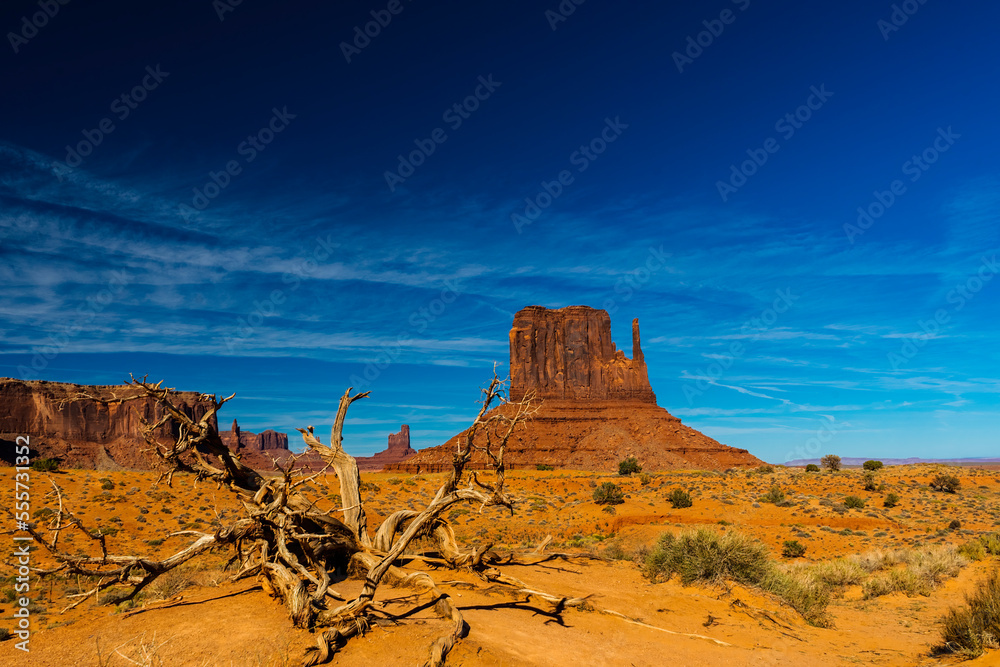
[0,378,216,470]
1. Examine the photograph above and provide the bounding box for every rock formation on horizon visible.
[355,424,417,472]
[388,305,762,473]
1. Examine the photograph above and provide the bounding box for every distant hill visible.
[783,456,1000,467]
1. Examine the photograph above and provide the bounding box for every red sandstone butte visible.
[355,425,417,472]
[0,378,217,470]
[388,306,762,473]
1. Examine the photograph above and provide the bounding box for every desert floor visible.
[2,463,1000,666]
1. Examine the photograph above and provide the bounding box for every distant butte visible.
[355,424,417,472]
[388,305,762,473]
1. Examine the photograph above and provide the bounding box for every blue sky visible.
[1,0,997,463]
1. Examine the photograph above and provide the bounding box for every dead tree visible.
[20,372,589,665]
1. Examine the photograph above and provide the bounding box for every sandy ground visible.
[2,463,999,666]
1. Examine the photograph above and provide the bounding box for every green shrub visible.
[0,627,10,641]
[863,460,884,471]
[757,465,775,474]
[884,493,900,508]
[981,533,1000,555]
[99,478,114,491]
[931,474,961,493]
[821,454,841,471]
[936,569,1000,657]
[805,464,820,472]
[639,472,652,486]
[593,482,625,505]
[844,496,866,509]
[959,540,987,562]
[782,540,807,558]
[949,519,962,531]
[29,458,59,472]
[862,472,877,491]
[667,488,692,509]
[535,464,554,471]
[618,457,642,476]
[760,486,786,504]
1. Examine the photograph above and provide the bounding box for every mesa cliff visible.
[388,306,762,473]
[0,378,217,469]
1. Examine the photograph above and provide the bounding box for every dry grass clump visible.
[861,546,967,599]
[937,568,1000,657]
[641,528,830,626]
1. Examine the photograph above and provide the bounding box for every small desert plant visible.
[618,457,642,476]
[959,540,987,562]
[782,540,807,558]
[535,464,554,471]
[884,493,900,508]
[99,478,115,490]
[936,568,1000,657]
[863,460,884,471]
[757,465,775,474]
[844,496,866,509]
[862,471,877,491]
[639,472,652,486]
[931,474,961,493]
[593,482,625,505]
[29,457,59,472]
[667,488,693,509]
[821,454,841,471]
[805,464,820,472]
[760,486,786,504]
[0,627,10,641]
[949,519,962,531]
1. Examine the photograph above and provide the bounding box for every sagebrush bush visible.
[782,540,807,558]
[805,464,820,472]
[862,472,877,491]
[937,568,1000,657]
[593,482,625,505]
[760,486,785,504]
[844,495,865,509]
[884,493,900,508]
[863,460,884,471]
[29,458,59,472]
[535,464,554,471]
[618,457,642,476]
[639,473,652,486]
[757,465,775,474]
[667,488,692,509]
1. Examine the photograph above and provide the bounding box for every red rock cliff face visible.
[0,378,216,469]
[389,307,762,473]
[220,419,289,453]
[510,306,656,403]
